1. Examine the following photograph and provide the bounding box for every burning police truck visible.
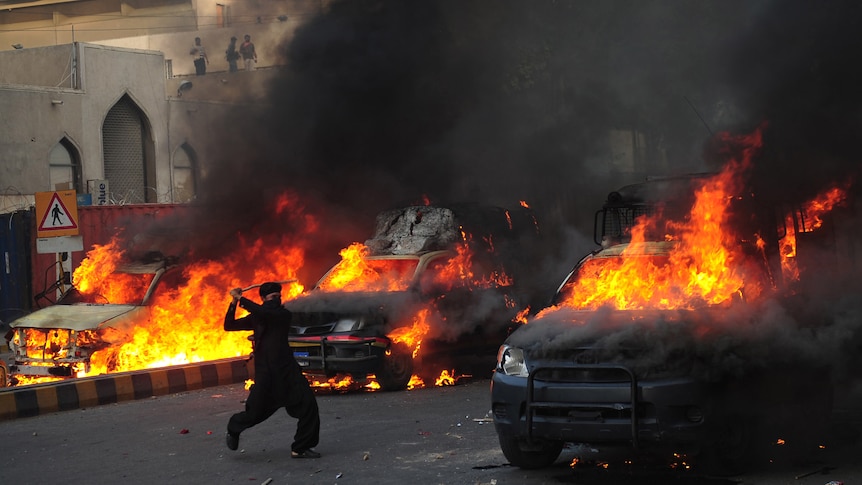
[490,134,851,474]
[286,204,539,391]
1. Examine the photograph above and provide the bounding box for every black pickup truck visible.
[491,174,837,474]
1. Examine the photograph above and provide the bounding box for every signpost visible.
[34,191,83,299]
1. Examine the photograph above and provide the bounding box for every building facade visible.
[0,0,323,213]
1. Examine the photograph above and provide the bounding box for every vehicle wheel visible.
[498,434,563,469]
[377,343,413,391]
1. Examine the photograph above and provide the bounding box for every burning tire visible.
[377,343,413,391]
[497,434,563,469]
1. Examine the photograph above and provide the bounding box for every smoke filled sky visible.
[191,0,860,279]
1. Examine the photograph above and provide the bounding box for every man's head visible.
[195,37,201,45]
[259,282,282,301]
[244,34,251,41]
[231,36,237,42]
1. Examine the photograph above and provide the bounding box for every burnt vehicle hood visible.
[504,306,805,381]
[9,304,140,332]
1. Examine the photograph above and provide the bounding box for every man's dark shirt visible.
[224,297,300,375]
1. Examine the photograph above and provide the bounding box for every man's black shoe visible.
[226,432,239,451]
[291,449,321,459]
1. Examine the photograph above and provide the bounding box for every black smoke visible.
[181,0,862,387]
[191,0,789,283]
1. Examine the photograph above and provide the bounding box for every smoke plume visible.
[162,2,862,393]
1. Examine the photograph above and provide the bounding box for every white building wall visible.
[0,40,277,213]
[0,43,174,208]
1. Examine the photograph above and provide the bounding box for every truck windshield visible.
[316,258,418,292]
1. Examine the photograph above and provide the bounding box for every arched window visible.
[102,95,156,203]
[172,143,198,203]
[49,137,82,192]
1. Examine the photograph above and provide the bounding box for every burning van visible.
[491,166,843,474]
[6,253,181,383]
[286,204,538,391]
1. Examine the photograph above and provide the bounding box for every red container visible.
[30,204,192,304]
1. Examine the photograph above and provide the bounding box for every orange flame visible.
[557,168,753,310]
[18,191,517,390]
[428,242,512,289]
[800,185,848,232]
[388,308,431,358]
[553,129,764,312]
[778,184,849,282]
[435,369,456,386]
[49,191,313,378]
[407,375,425,390]
[310,374,357,391]
[72,238,152,303]
[316,243,415,292]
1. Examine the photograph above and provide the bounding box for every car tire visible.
[377,343,413,391]
[498,434,563,469]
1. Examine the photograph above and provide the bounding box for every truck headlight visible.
[333,317,364,332]
[497,345,528,377]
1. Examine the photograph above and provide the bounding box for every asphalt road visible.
[1,377,861,485]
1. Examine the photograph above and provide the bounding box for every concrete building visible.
[0,0,324,213]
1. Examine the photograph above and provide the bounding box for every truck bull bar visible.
[526,364,639,449]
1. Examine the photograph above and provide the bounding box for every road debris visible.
[795,467,835,479]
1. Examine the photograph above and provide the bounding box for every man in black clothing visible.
[224,282,321,458]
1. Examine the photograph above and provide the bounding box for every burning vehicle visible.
[286,204,538,391]
[6,252,184,383]
[490,139,849,474]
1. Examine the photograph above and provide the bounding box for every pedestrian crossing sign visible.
[36,190,79,238]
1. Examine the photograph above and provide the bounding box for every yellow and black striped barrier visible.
[0,357,250,421]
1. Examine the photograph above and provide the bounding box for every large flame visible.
[556,163,754,311]
[72,239,152,303]
[316,243,415,292]
[551,126,850,315]
[388,308,432,358]
[32,192,313,378]
[18,194,514,389]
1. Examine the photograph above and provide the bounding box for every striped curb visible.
[0,357,250,421]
